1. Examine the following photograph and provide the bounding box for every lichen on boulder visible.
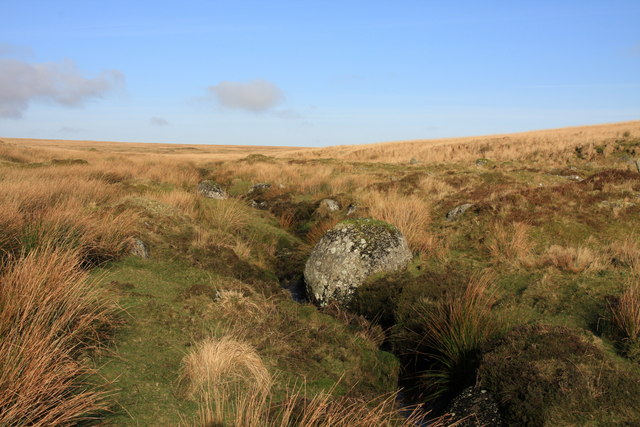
[304,218,412,306]
[197,180,227,199]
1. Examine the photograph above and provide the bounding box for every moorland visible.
[2,120,640,426]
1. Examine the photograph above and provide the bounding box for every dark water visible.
[281,276,308,302]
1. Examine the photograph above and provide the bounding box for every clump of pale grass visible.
[607,236,640,273]
[189,381,440,427]
[610,280,640,342]
[542,245,604,273]
[146,189,199,218]
[486,222,531,264]
[358,189,431,253]
[178,336,272,403]
[198,199,248,234]
[0,247,116,425]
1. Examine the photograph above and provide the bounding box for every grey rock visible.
[197,180,227,199]
[247,183,271,196]
[249,200,269,210]
[598,200,636,209]
[475,158,489,166]
[304,218,412,306]
[409,158,421,165]
[346,203,357,216]
[130,238,149,258]
[319,199,340,212]
[446,203,474,221]
[559,175,583,182]
[445,386,502,427]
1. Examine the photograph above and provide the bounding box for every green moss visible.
[339,217,398,232]
[478,324,640,426]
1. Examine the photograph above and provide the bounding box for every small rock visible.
[197,180,227,199]
[249,200,269,210]
[475,158,489,166]
[598,200,636,209]
[446,203,474,221]
[247,183,271,196]
[559,175,583,182]
[319,199,340,212]
[130,238,149,258]
[445,386,502,427]
[409,158,421,165]
[346,203,357,216]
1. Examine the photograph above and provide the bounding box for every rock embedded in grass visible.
[446,203,474,221]
[319,198,340,212]
[247,182,271,196]
[130,238,150,258]
[197,180,227,199]
[304,218,412,306]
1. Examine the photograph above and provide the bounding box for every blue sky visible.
[1,1,638,146]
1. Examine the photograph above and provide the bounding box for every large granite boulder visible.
[304,218,412,306]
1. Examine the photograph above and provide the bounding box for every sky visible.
[0,1,639,147]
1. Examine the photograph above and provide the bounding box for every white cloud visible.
[150,116,169,126]
[0,58,124,119]
[208,79,283,112]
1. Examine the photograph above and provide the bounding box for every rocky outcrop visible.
[446,203,473,221]
[197,180,227,199]
[304,218,412,306]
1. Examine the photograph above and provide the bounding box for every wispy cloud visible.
[0,57,124,119]
[208,79,283,113]
[59,126,84,133]
[150,116,169,126]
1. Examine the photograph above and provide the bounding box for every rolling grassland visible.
[1,120,640,426]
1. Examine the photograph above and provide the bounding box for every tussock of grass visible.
[542,244,604,273]
[179,336,272,400]
[610,280,640,343]
[486,221,531,264]
[0,247,116,425]
[358,189,431,253]
[404,272,500,400]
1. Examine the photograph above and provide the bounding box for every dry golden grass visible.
[608,236,640,273]
[179,336,272,400]
[542,245,605,273]
[486,222,532,264]
[189,379,443,427]
[306,218,342,246]
[358,189,431,252]
[610,280,640,342]
[292,121,640,164]
[198,199,249,234]
[0,247,116,426]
